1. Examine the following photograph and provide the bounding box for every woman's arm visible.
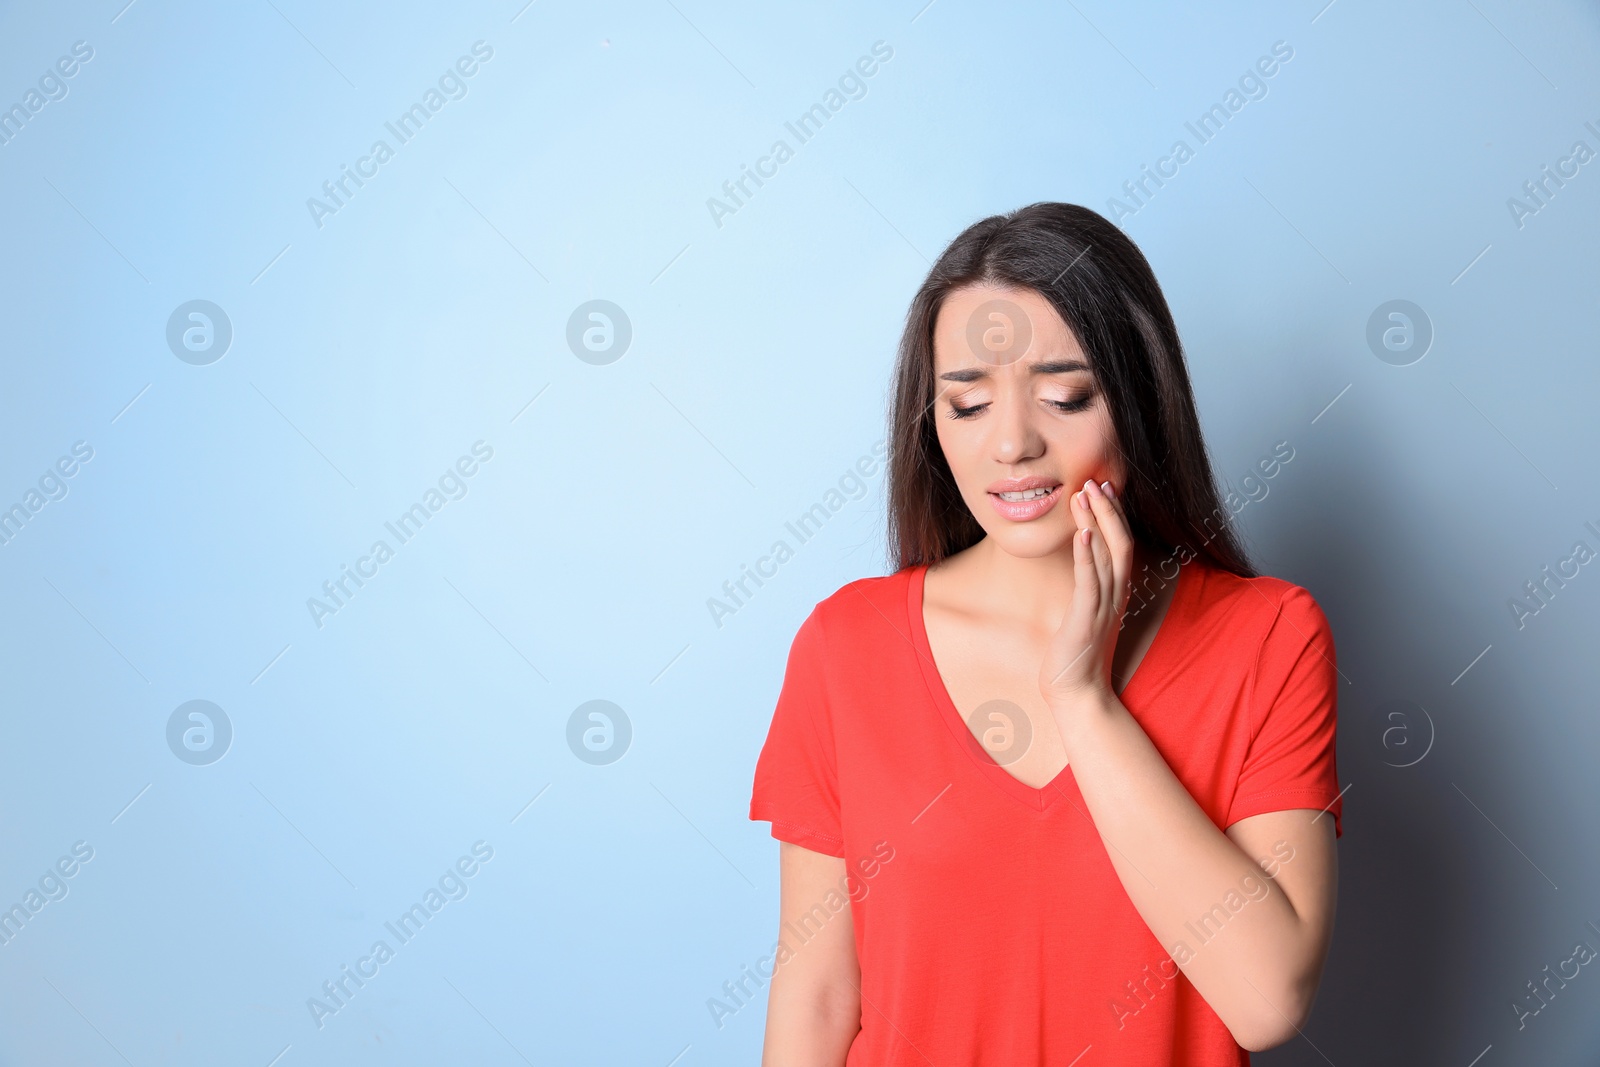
[1054,701,1337,1050]
[1042,479,1339,1051]
[761,841,862,1066]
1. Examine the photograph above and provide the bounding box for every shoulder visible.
[817,568,913,613]
[1193,562,1328,624]
[1188,562,1333,656]
[790,568,917,650]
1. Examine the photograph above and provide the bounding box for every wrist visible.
[1047,686,1122,741]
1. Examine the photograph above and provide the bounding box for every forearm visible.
[764,843,862,1066]
[1055,690,1322,1046]
[761,972,860,1067]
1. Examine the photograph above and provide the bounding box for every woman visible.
[748,202,1342,1065]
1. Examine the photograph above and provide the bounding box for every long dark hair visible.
[886,202,1256,579]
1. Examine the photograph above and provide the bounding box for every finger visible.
[1073,485,1116,624]
[1085,479,1132,616]
[1074,483,1108,555]
[1099,478,1129,528]
[1103,480,1138,611]
[1047,527,1101,692]
[1085,479,1130,559]
[1077,482,1116,620]
[1072,483,1094,532]
[1071,525,1101,631]
[1098,480,1136,557]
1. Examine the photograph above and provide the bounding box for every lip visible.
[986,477,1064,522]
[987,476,1062,494]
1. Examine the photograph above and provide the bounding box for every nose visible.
[990,379,1044,465]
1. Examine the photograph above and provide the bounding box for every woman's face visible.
[930,283,1126,559]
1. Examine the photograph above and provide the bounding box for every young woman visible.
[749,202,1342,1065]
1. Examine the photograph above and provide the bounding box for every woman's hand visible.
[1031,481,1341,1054]
[1037,477,1134,711]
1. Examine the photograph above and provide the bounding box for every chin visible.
[987,526,1074,560]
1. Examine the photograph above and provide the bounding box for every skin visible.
[762,284,1338,1062]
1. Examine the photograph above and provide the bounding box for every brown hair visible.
[886,202,1256,578]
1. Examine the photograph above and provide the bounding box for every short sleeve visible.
[1226,585,1344,838]
[749,606,845,857]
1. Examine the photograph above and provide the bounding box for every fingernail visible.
[1084,478,1097,496]
[1101,480,1114,499]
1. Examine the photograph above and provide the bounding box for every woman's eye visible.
[947,395,1093,420]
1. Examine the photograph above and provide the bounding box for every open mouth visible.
[995,486,1058,502]
[986,482,1064,521]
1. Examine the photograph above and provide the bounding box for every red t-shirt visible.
[749,555,1342,1066]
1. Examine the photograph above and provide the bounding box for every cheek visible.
[1090,411,1127,484]
[1052,414,1119,476]
[933,417,979,484]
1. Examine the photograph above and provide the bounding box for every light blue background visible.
[1,0,1598,1063]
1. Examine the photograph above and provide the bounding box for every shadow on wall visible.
[1247,437,1575,1065]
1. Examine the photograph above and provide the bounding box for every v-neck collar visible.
[907,558,1192,813]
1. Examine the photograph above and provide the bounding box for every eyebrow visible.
[938,358,1090,383]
